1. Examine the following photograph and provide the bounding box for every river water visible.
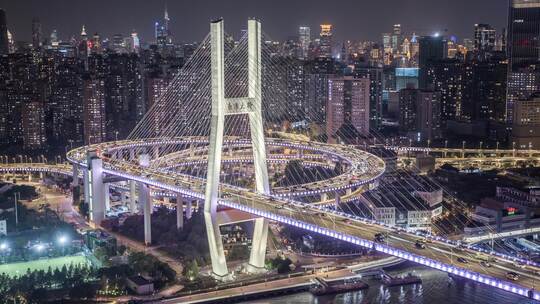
[240,263,536,304]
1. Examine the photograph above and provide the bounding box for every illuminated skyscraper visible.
[506,0,540,122]
[298,26,311,60]
[319,24,333,58]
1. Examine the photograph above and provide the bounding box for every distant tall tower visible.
[155,3,172,45]
[319,24,333,58]
[32,17,42,48]
[6,29,14,53]
[298,26,311,60]
[506,0,540,123]
[164,2,170,41]
[0,9,8,55]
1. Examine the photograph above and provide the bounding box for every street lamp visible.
[58,235,68,245]
[0,242,8,251]
[35,244,45,252]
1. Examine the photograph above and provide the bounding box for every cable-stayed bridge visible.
[1,19,539,300]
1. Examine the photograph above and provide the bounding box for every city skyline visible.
[0,1,539,303]
[1,0,508,43]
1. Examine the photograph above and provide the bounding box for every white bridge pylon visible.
[204,19,271,279]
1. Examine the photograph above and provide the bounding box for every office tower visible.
[474,23,496,53]
[418,35,445,89]
[298,26,311,60]
[392,24,402,53]
[511,93,540,148]
[354,61,383,129]
[83,74,106,145]
[326,76,370,143]
[399,86,441,141]
[0,9,8,55]
[319,24,333,58]
[21,101,46,149]
[32,17,42,48]
[506,0,540,123]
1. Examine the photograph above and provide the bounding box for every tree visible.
[69,282,97,300]
[183,260,199,281]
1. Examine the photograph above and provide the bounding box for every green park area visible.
[0,253,91,277]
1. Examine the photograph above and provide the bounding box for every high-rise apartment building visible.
[326,76,370,143]
[399,86,441,141]
[83,75,106,145]
[21,101,46,150]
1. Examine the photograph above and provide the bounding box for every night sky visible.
[1,0,508,43]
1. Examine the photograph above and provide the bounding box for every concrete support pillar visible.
[139,154,152,245]
[83,170,89,204]
[346,188,352,196]
[39,172,43,180]
[129,180,137,213]
[334,191,341,210]
[27,174,32,182]
[86,151,106,225]
[104,183,110,211]
[247,218,269,272]
[186,199,193,219]
[176,193,183,230]
[129,149,135,161]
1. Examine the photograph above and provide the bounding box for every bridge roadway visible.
[67,137,539,299]
[221,190,540,296]
[3,138,540,299]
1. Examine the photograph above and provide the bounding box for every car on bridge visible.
[506,272,520,281]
